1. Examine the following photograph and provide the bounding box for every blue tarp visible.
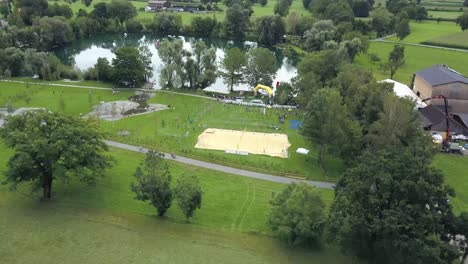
[289,120,302,130]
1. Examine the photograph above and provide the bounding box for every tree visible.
[112,46,149,87]
[302,0,312,9]
[302,20,336,52]
[323,0,354,23]
[328,145,459,264]
[95,57,113,81]
[274,0,291,17]
[222,47,247,92]
[0,110,112,199]
[90,2,110,20]
[371,7,395,37]
[190,16,218,37]
[16,0,48,25]
[256,15,286,45]
[245,48,277,87]
[259,0,268,6]
[223,3,250,39]
[150,13,183,35]
[452,212,468,263]
[268,183,325,246]
[131,150,173,216]
[395,18,410,40]
[302,89,361,168]
[82,0,93,7]
[414,5,428,22]
[32,16,75,50]
[107,0,137,23]
[174,173,202,220]
[158,39,183,88]
[457,13,468,31]
[366,94,426,149]
[298,49,346,85]
[192,40,217,88]
[46,3,73,19]
[387,45,405,79]
[352,0,370,17]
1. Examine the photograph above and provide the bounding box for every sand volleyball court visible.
[195,128,291,158]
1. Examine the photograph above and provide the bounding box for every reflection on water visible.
[54,34,298,93]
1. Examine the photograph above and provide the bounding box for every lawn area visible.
[356,41,468,84]
[0,142,345,264]
[48,0,310,25]
[423,31,468,50]
[428,10,464,19]
[102,91,344,180]
[433,154,468,214]
[386,21,461,43]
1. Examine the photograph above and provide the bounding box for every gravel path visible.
[104,140,336,189]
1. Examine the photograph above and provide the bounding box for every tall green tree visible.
[387,45,405,79]
[245,48,278,87]
[150,13,183,35]
[0,110,112,199]
[256,15,286,45]
[107,0,137,23]
[158,39,183,88]
[371,7,395,37]
[274,0,291,17]
[112,46,151,87]
[82,0,93,7]
[222,47,247,92]
[457,13,468,31]
[223,3,250,39]
[268,183,325,246]
[395,18,410,40]
[323,0,354,23]
[131,150,173,216]
[174,173,203,221]
[328,145,459,264]
[302,89,361,168]
[302,20,337,52]
[16,0,48,25]
[32,16,75,50]
[193,41,217,88]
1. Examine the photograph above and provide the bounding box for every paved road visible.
[105,140,336,189]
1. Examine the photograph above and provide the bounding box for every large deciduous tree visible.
[328,145,459,264]
[395,18,410,40]
[32,16,75,50]
[457,13,468,31]
[158,39,183,88]
[302,89,361,168]
[131,150,173,216]
[0,110,112,199]
[222,47,247,92]
[112,45,151,87]
[150,13,183,35]
[16,0,48,25]
[223,3,250,39]
[387,45,405,79]
[107,0,137,24]
[302,20,337,52]
[268,183,326,246]
[245,48,278,87]
[256,15,286,45]
[174,173,203,221]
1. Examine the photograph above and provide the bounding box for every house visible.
[381,79,427,109]
[418,104,468,135]
[413,65,468,113]
[145,0,171,12]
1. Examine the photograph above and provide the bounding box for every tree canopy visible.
[0,110,112,199]
[174,173,203,220]
[222,47,247,92]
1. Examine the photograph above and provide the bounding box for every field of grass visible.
[0,81,342,180]
[433,154,468,214]
[48,0,310,25]
[356,41,468,84]
[428,10,464,19]
[423,31,468,50]
[0,142,346,263]
[386,21,460,43]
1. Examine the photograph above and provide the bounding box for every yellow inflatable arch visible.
[253,84,273,97]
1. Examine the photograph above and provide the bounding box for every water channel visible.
[54,34,298,93]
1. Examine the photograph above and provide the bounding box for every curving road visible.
[104,140,336,189]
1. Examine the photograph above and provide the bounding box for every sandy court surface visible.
[195,128,291,158]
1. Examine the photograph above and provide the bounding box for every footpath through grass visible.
[0,142,345,264]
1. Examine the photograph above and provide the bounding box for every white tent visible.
[296,148,309,155]
[381,79,427,109]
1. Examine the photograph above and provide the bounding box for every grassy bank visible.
[386,21,460,43]
[422,31,468,50]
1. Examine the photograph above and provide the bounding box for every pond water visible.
[54,34,298,94]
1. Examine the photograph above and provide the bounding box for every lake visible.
[54,34,298,94]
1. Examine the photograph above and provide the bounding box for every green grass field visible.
[48,0,310,25]
[0,81,342,180]
[356,41,468,84]
[386,21,461,43]
[433,154,468,214]
[0,142,347,264]
[428,10,464,19]
[423,31,468,50]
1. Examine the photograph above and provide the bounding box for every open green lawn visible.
[0,81,341,180]
[386,21,461,43]
[423,30,468,50]
[433,154,468,214]
[428,10,464,19]
[0,142,346,264]
[356,41,468,84]
[48,0,311,25]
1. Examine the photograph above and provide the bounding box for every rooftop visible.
[415,65,468,86]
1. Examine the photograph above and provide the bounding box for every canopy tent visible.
[381,79,427,109]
